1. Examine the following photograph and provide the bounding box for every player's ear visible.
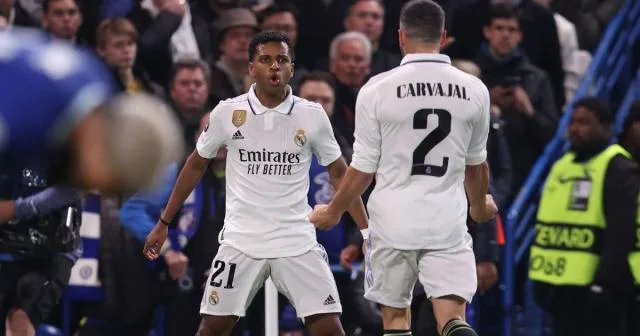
[398,29,405,53]
[439,30,448,48]
[248,61,255,78]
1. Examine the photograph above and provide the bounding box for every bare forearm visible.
[328,167,373,218]
[331,176,369,230]
[465,161,490,207]
[161,151,209,222]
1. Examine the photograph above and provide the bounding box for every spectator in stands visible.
[190,0,244,58]
[42,0,82,43]
[473,3,557,204]
[127,0,212,87]
[341,0,401,76]
[448,0,566,110]
[452,59,513,210]
[257,3,308,89]
[328,31,371,147]
[168,58,215,151]
[297,71,352,162]
[529,97,640,336]
[293,0,352,70]
[209,7,259,100]
[95,18,163,96]
[0,0,38,27]
[534,0,591,106]
[74,191,160,336]
[327,34,377,307]
[551,0,624,52]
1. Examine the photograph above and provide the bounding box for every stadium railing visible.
[502,0,640,335]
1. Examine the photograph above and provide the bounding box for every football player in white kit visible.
[143,31,368,336]
[309,1,498,336]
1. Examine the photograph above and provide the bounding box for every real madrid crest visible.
[294,129,307,147]
[208,290,219,305]
[232,110,247,127]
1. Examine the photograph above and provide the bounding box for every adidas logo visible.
[323,295,336,306]
[232,130,244,140]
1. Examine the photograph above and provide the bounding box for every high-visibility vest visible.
[529,145,630,286]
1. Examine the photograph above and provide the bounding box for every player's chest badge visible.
[294,128,307,147]
[232,110,247,127]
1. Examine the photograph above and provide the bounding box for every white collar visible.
[247,84,295,115]
[400,53,451,66]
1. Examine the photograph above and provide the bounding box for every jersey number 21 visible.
[411,108,452,177]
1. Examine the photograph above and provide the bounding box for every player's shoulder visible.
[218,93,250,106]
[212,93,251,114]
[291,95,326,114]
[361,67,403,94]
[447,66,489,97]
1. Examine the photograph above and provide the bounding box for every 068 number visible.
[209,260,237,289]
[411,109,452,177]
[529,255,567,277]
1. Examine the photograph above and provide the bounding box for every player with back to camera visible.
[143,31,369,336]
[0,28,184,195]
[309,1,498,336]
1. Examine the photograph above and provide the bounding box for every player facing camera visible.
[248,30,295,103]
[145,30,367,336]
[50,93,184,195]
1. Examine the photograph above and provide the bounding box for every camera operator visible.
[0,155,82,336]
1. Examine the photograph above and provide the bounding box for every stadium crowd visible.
[0,0,634,335]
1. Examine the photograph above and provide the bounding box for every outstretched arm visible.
[323,157,371,231]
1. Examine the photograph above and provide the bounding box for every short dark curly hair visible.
[248,31,295,62]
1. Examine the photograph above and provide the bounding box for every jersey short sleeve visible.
[350,84,381,174]
[466,83,490,165]
[311,107,342,166]
[196,104,227,159]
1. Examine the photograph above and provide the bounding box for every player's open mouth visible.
[269,74,281,85]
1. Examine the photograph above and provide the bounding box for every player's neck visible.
[254,85,288,108]
[403,46,440,55]
[403,42,440,55]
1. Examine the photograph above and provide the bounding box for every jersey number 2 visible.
[411,109,452,177]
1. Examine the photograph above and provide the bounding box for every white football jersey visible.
[351,53,490,250]
[196,84,342,258]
